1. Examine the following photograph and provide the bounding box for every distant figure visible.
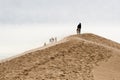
[77,23,81,34]
[49,37,57,43]
[49,37,54,43]
[44,43,46,46]
[51,37,54,42]
[49,39,51,43]
[55,37,57,42]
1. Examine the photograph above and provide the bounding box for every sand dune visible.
[0,33,120,80]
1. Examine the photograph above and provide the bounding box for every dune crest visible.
[0,33,120,80]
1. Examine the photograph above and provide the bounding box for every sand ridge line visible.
[0,38,68,63]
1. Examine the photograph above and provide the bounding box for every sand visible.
[0,33,120,80]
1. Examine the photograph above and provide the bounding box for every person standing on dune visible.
[77,22,81,34]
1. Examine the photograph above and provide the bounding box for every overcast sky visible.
[0,0,120,24]
[0,0,120,60]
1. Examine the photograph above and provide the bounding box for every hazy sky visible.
[0,0,120,24]
[0,0,120,60]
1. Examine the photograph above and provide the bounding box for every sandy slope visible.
[93,55,120,80]
[0,37,67,63]
[0,33,120,80]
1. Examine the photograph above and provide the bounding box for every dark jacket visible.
[77,23,81,29]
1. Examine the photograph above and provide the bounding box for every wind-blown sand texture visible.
[0,33,120,80]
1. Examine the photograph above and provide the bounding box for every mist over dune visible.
[0,33,120,80]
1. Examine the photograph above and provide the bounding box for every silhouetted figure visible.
[77,23,81,34]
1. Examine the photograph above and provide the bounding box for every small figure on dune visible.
[49,37,54,43]
[55,37,57,42]
[44,42,46,46]
[51,37,54,42]
[49,37,57,43]
[49,38,51,43]
[76,22,81,34]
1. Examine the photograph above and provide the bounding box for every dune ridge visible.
[0,33,120,80]
[68,33,120,50]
